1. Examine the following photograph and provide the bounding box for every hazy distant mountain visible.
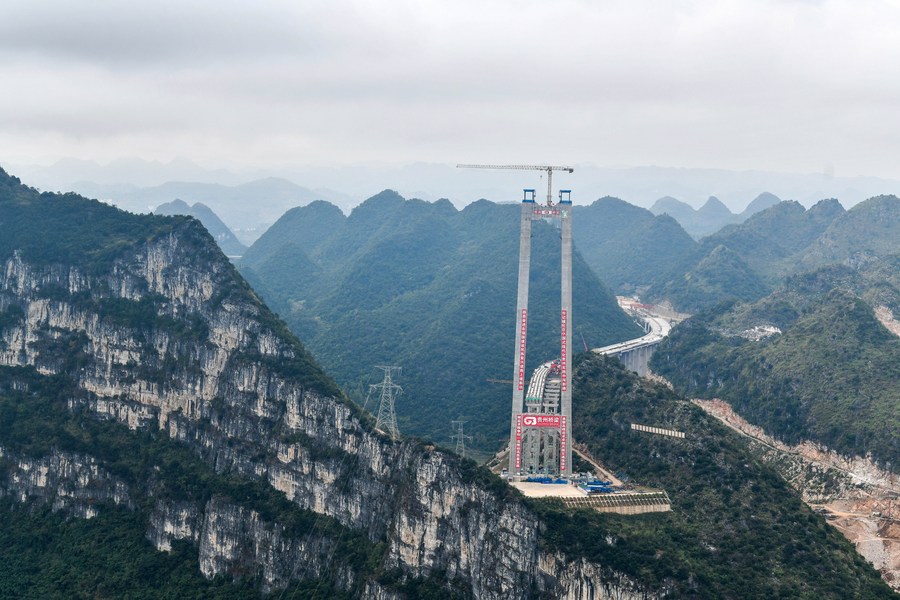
[71,177,346,245]
[10,156,243,190]
[649,193,782,238]
[154,199,247,256]
[740,191,781,218]
[695,196,735,236]
[2,165,896,598]
[645,196,900,312]
[573,197,697,294]
[649,196,695,221]
[650,195,737,237]
[14,158,900,214]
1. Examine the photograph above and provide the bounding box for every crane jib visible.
[456,164,575,206]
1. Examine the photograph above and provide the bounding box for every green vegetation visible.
[529,354,894,599]
[0,167,184,275]
[648,245,771,311]
[796,195,900,272]
[699,199,844,282]
[2,164,894,596]
[642,195,899,313]
[0,165,343,401]
[0,366,389,598]
[652,284,900,470]
[239,193,642,452]
[0,303,25,329]
[573,197,697,295]
[0,502,271,600]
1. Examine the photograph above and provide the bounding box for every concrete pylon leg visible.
[508,194,574,479]
[559,200,573,477]
[509,198,534,476]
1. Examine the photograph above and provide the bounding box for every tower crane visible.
[457,164,574,207]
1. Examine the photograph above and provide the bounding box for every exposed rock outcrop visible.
[0,447,132,518]
[0,225,657,598]
[695,398,900,591]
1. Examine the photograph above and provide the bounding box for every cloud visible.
[1,0,899,178]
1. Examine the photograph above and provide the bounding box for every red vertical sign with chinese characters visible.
[517,309,528,390]
[514,414,523,471]
[559,415,568,472]
[560,309,568,392]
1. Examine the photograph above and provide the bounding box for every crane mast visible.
[457,164,574,206]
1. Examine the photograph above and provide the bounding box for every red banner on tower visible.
[559,415,568,472]
[560,309,568,392]
[514,414,523,470]
[517,309,528,390]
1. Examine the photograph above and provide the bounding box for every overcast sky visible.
[2,0,900,180]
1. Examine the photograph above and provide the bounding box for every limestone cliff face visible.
[0,224,657,598]
[0,446,132,518]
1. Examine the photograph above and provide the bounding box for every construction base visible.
[511,482,671,515]
[559,491,671,514]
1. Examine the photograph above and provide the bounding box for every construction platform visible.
[559,491,671,514]
[510,481,671,515]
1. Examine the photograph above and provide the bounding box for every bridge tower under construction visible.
[508,187,574,478]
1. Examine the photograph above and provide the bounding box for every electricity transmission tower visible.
[372,366,402,441]
[451,420,473,458]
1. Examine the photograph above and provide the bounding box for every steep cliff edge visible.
[0,167,653,597]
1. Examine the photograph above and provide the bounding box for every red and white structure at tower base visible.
[507,187,574,478]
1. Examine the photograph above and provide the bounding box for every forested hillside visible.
[646,244,771,311]
[240,193,642,452]
[532,354,894,599]
[1,166,648,597]
[644,195,898,313]
[572,197,696,295]
[651,269,900,470]
[0,369,365,599]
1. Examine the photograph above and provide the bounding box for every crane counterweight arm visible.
[457,164,574,206]
[457,164,573,173]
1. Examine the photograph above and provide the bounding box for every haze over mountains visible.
[14,157,900,223]
[650,192,781,238]
[78,178,350,246]
[153,199,247,256]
